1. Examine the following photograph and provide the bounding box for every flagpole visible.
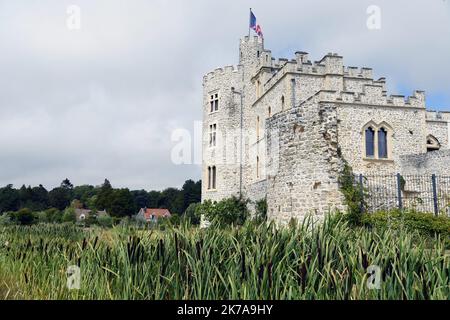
[248,8,251,37]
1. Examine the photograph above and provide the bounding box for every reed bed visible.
[0,215,448,300]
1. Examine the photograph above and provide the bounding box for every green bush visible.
[184,202,201,225]
[338,163,366,225]
[35,211,49,224]
[45,208,62,223]
[13,208,35,225]
[0,213,13,226]
[254,198,267,222]
[97,214,113,228]
[196,196,249,226]
[62,208,76,223]
[362,209,450,247]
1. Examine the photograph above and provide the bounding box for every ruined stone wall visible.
[266,91,346,225]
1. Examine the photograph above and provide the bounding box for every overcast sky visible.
[0,0,449,191]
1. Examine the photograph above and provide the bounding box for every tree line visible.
[0,178,201,218]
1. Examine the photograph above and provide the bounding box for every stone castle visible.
[202,35,450,224]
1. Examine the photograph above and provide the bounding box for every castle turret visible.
[239,36,264,78]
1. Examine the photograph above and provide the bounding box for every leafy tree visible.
[131,190,151,209]
[73,185,96,204]
[14,208,35,225]
[0,184,20,213]
[61,178,74,190]
[49,179,74,210]
[30,185,49,210]
[159,187,183,215]
[109,188,135,217]
[96,179,113,211]
[182,180,201,213]
[147,191,160,207]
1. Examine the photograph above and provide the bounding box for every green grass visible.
[0,215,448,300]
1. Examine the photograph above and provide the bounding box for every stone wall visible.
[399,149,450,176]
[202,65,242,202]
[426,120,449,149]
[265,91,346,225]
[336,97,428,175]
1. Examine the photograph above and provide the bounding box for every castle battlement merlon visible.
[203,65,241,84]
[336,87,425,108]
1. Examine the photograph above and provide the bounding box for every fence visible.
[355,173,450,216]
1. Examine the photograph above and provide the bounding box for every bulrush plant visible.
[0,214,448,300]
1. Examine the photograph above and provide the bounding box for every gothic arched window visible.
[365,127,375,158]
[426,135,440,152]
[378,127,388,158]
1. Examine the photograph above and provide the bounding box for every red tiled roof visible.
[142,208,171,220]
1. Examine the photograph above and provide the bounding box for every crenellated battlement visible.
[203,64,241,84]
[344,66,373,79]
[241,35,264,44]
[337,87,425,108]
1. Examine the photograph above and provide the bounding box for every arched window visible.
[281,96,285,110]
[362,122,392,160]
[212,166,216,189]
[207,166,217,190]
[268,106,271,117]
[378,127,388,158]
[207,166,211,189]
[426,135,440,152]
[365,127,375,158]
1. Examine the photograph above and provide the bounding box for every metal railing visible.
[355,173,450,216]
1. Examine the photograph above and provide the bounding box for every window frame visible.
[209,123,217,148]
[362,121,393,161]
[208,91,219,113]
[206,165,217,191]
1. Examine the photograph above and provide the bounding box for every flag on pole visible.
[249,10,263,38]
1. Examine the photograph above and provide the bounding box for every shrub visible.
[362,209,450,247]
[13,208,35,225]
[196,196,249,226]
[254,198,267,222]
[35,211,49,224]
[184,202,201,225]
[62,208,76,223]
[84,211,98,226]
[45,208,62,223]
[338,163,366,225]
[97,214,113,228]
[0,213,13,226]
